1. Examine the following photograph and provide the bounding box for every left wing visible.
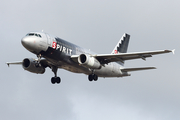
[93,49,175,64]
[71,49,175,64]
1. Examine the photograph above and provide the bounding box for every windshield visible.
[26,33,42,38]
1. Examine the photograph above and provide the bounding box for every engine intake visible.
[78,54,101,69]
[22,58,45,74]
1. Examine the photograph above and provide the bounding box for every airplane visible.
[6,32,175,84]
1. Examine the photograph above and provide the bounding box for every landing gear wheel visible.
[56,77,61,84]
[93,74,98,81]
[51,77,56,84]
[88,74,93,81]
[88,74,98,81]
[51,77,61,84]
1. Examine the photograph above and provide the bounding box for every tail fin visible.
[111,33,130,66]
[111,33,130,54]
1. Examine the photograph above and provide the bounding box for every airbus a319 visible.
[7,32,175,84]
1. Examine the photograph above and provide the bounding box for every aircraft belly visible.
[42,55,90,74]
[94,64,123,77]
[62,65,89,73]
[45,55,124,77]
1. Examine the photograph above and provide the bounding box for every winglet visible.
[172,49,175,55]
[7,63,10,67]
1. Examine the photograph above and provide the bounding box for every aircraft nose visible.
[21,37,27,47]
[22,37,30,48]
[21,37,36,52]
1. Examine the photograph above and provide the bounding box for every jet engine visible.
[78,54,101,69]
[22,58,45,74]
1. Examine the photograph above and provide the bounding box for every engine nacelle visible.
[78,54,101,69]
[22,58,45,74]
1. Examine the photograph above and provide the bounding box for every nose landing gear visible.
[35,54,42,67]
[34,54,61,84]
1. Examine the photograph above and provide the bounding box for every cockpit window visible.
[26,33,42,38]
[38,34,42,37]
[28,33,35,36]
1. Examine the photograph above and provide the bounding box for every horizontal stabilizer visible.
[121,67,156,72]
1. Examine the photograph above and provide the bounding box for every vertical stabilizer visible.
[111,33,130,54]
[111,33,130,66]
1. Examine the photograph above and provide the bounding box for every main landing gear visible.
[88,74,98,81]
[51,77,61,84]
[51,66,61,84]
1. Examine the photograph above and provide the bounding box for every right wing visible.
[6,59,50,68]
[6,61,22,67]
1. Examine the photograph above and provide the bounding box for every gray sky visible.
[1,0,180,120]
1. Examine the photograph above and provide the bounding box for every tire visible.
[56,77,61,84]
[51,77,56,84]
[88,75,93,81]
[93,74,98,81]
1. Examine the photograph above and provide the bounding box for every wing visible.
[6,61,22,66]
[93,49,175,64]
[71,49,174,65]
[6,59,49,68]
